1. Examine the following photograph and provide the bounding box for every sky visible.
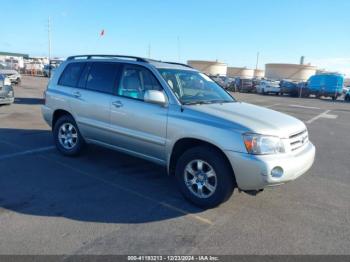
[1,0,350,75]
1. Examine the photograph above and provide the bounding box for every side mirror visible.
[144,90,167,106]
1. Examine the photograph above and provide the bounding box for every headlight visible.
[243,133,285,155]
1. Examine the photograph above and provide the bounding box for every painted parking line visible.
[288,104,321,110]
[306,110,338,124]
[265,103,280,108]
[0,146,55,161]
[40,155,214,226]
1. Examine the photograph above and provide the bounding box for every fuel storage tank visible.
[265,63,317,81]
[187,60,227,76]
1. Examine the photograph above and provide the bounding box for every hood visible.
[185,102,306,138]
[0,69,18,75]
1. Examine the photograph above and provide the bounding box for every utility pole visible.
[255,52,260,70]
[48,16,52,77]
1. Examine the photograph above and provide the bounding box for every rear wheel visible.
[345,95,350,102]
[53,115,84,156]
[175,146,235,208]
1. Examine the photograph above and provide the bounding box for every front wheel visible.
[175,146,235,208]
[53,115,84,156]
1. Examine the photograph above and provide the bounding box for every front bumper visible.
[0,96,14,105]
[225,142,316,190]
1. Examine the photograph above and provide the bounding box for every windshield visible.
[158,69,235,105]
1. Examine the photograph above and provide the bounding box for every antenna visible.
[148,43,151,59]
[177,36,181,62]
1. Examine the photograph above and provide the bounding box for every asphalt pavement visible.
[0,76,349,255]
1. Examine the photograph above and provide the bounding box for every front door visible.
[109,64,168,164]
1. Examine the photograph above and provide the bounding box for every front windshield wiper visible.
[182,100,210,105]
[182,100,234,105]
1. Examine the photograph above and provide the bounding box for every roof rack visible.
[66,55,149,63]
[66,55,193,69]
[162,61,193,68]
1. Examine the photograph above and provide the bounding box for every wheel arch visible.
[168,137,236,182]
[52,109,75,129]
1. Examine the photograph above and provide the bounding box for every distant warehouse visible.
[0,51,29,69]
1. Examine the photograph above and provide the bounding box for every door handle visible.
[112,100,123,108]
[73,91,81,98]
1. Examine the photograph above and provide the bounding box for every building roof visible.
[0,52,29,58]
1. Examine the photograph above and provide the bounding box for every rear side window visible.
[58,62,85,87]
[86,63,120,94]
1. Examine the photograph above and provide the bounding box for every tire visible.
[53,115,84,156]
[262,88,266,95]
[175,146,235,208]
[332,96,337,101]
[345,95,350,102]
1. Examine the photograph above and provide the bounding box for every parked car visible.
[0,74,15,105]
[257,80,281,95]
[43,64,55,77]
[345,90,350,102]
[307,74,344,100]
[252,78,261,92]
[42,55,315,208]
[280,80,298,96]
[209,76,225,88]
[235,77,254,92]
[0,64,21,84]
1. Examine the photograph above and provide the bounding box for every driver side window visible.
[118,65,162,100]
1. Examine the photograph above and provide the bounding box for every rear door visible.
[69,62,121,144]
[109,64,168,164]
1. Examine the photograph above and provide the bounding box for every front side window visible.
[118,65,162,100]
[158,69,235,105]
[86,62,119,94]
[58,62,85,87]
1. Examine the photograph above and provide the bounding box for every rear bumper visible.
[225,142,316,190]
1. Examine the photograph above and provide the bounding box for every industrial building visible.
[187,60,227,76]
[265,63,317,81]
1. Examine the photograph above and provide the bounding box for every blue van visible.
[307,74,344,100]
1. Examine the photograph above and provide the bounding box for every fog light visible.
[271,167,283,178]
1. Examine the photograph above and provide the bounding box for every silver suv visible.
[42,55,315,208]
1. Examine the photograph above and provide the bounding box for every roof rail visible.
[163,61,193,68]
[66,55,149,63]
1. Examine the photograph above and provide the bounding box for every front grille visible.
[289,129,308,151]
